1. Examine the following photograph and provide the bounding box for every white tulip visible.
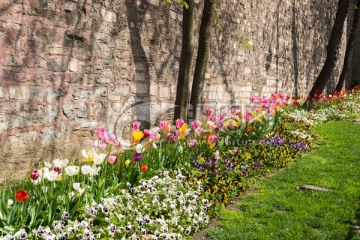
[81,165,101,176]
[93,153,107,165]
[65,166,79,176]
[46,170,59,182]
[43,162,52,168]
[31,177,42,185]
[53,159,69,168]
[41,186,48,193]
[135,144,145,153]
[7,199,13,206]
[73,182,80,190]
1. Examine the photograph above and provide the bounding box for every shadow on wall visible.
[0,0,108,173]
[124,0,151,130]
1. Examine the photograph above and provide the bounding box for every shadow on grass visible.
[345,200,360,240]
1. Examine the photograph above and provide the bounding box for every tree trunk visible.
[174,0,195,121]
[335,0,360,92]
[190,0,213,120]
[306,0,351,102]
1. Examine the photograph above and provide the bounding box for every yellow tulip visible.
[179,123,188,133]
[133,131,144,142]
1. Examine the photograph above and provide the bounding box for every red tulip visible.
[53,166,62,174]
[141,164,148,173]
[15,190,29,203]
[30,169,39,180]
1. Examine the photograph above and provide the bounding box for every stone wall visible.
[0,0,353,179]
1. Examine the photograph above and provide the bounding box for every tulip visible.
[204,108,212,116]
[65,166,79,176]
[175,119,185,128]
[160,121,168,129]
[191,120,200,129]
[81,165,100,176]
[30,169,40,180]
[53,159,69,168]
[141,164,148,173]
[188,139,197,148]
[15,190,28,203]
[133,131,144,142]
[133,121,141,131]
[46,170,59,182]
[133,153,142,162]
[136,144,145,153]
[93,153,107,165]
[108,155,118,164]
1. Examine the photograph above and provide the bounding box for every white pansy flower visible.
[65,166,79,176]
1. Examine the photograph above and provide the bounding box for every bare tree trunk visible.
[190,0,213,120]
[306,0,351,102]
[335,0,360,92]
[174,0,195,121]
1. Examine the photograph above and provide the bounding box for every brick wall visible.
[0,0,352,179]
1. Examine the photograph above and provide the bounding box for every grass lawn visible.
[204,120,360,240]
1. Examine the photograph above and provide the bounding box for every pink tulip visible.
[204,108,212,116]
[160,121,168,129]
[108,155,118,164]
[188,139,197,148]
[96,128,106,139]
[191,120,200,129]
[133,121,141,131]
[208,134,219,143]
[175,119,185,128]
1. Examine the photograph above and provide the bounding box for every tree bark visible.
[174,0,195,121]
[335,0,360,92]
[306,0,351,102]
[190,0,213,120]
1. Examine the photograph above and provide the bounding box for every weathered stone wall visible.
[0,0,352,179]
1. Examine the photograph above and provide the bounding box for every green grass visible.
[205,120,360,240]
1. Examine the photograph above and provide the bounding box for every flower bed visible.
[1,87,359,239]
